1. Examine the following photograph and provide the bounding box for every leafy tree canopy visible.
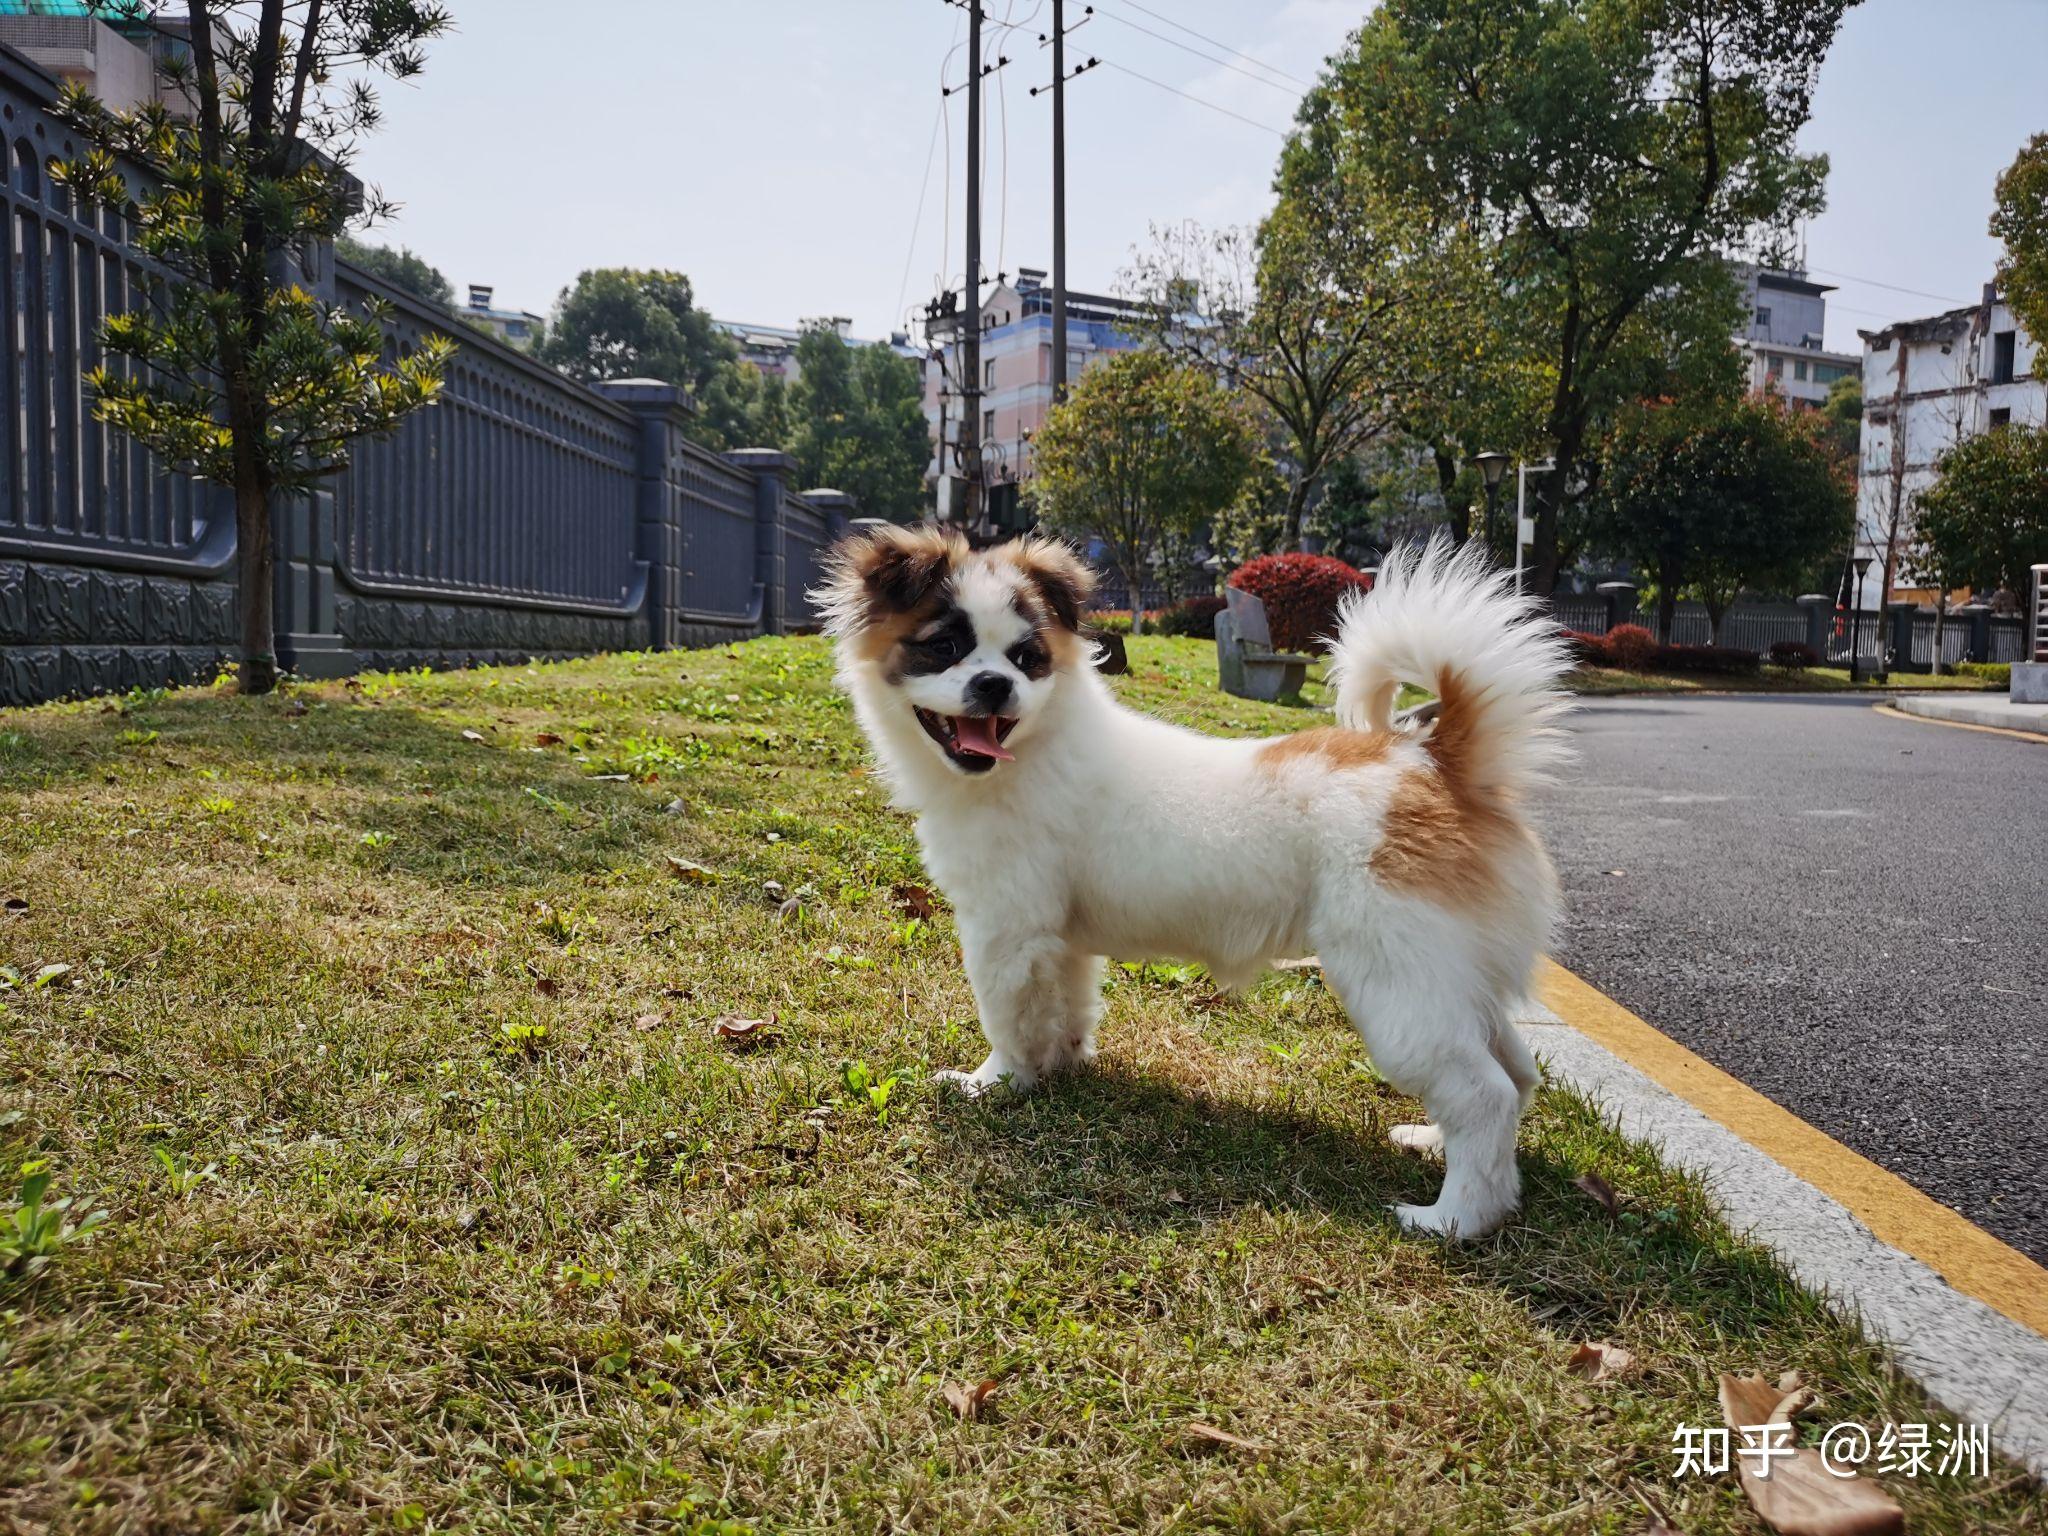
[1991,133,2048,346]
[337,236,453,309]
[1583,391,1853,639]
[788,327,930,524]
[1914,423,2048,603]
[1032,351,1264,628]
[1296,0,1852,592]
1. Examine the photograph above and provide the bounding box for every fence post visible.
[1595,581,1636,636]
[799,488,859,543]
[1885,601,1918,675]
[595,379,694,652]
[1956,601,1991,664]
[1796,594,1831,655]
[723,449,798,637]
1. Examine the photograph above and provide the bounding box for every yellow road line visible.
[1875,702,2048,746]
[1538,959,2048,1339]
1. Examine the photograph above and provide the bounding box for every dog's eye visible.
[919,632,965,663]
[1008,641,1048,675]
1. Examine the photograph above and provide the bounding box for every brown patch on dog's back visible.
[1255,727,1397,775]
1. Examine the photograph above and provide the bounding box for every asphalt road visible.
[1532,695,2048,1263]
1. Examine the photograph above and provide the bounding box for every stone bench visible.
[1215,587,1313,702]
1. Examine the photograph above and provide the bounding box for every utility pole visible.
[1037,5,1095,405]
[960,0,983,531]
[1050,0,1067,404]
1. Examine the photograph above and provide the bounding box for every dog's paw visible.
[1388,1123,1444,1158]
[1390,1200,1507,1241]
[933,1060,1033,1098]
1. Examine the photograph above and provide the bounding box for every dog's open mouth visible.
[914,708,1019,772]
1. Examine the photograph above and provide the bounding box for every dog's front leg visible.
[935,926,1073,1097]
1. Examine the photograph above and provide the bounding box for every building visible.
[460,284,543,351]
[921,267,1146,529]
[0,0,189,115]
[1856,283,2043,607]
[712,316,921,385]
[1731,263,1861,409]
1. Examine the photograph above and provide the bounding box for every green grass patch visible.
[0,637,2036,1531]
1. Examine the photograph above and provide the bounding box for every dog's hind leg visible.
[1318,934,1525,1240]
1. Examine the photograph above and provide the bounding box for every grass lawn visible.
[2,635,2039,1533]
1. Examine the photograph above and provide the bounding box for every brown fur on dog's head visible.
[818,526,1094,658]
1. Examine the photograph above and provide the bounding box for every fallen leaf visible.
[1184,1421,1268,1456]
[762,880,787,900]
[1189,991,1231,1012]
[1605,868,1627,877]
[535,732,564,746]
[712,1013,776,1045]
[633,1012,665,1031]
[1573,1171,1620,1216]
[665,856,717,884]
[534,977,561,998]
[461,729,486,744]
[589,773,630,782]
[661,798,687,816]
[777,897,805,923]
[32,962,76,988]
[1566,1340,1634,1381]
[1717,1372,1903,1536]
[890,882,938,920]
[1274,955,1321,973]
[2,897,26,915]
[941,1379,1000,1421]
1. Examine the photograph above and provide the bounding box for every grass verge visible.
[1,636,2038,1532]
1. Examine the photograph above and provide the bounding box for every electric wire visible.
[1102,0,1312,88]
[1090,3,1300,97]
[1097,58,1290,139]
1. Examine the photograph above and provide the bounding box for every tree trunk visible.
[1283,474,1311,551]
[1433,447,1462,545]
[1655,564,1679,645]
[1706,601,1725,646]
[1531,417,1585,597]
[234,454,277,695]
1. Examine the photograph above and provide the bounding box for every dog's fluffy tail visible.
[1325,534,1573,800]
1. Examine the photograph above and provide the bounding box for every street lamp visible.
[1474,451,1510,560]
[1849,554,1874,684]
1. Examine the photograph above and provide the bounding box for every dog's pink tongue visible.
[951,715,1014,761]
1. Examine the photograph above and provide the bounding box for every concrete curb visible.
[1890,693,2048,739]
[1518,998,2048,1477]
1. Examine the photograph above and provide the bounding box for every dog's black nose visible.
[967,671,1013,713]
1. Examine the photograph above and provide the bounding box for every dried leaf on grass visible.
[941,1378,1000,1421]
[460,729,486,744]
[1185,1421,1269,1456]
[1566,1340,1634,1381]
[533,977,561,998]
[1717,1372,1902,1536]
[712,1013,776,1045]
[665,856,717,884]
[3,897,27,915]
[633,1012,665,1032]
[890,882,938,920]
[535,732,564,746]
[1574,1171,1621,1216]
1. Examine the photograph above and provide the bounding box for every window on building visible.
[1067,348,1085,374]
[1755,306,1772,331]
[1990,406,2012,429]
[1991,330,2016,384]
[1793,359,1808,381]
[984,359,997,390]
[983,408,995,441]
[1767,355,1783,377]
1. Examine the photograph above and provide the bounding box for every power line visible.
[1091,4,1300,97]
[896,101,945,327]
[1102,0,1312,88]
[1098,58,1290,139]
[1807,266,1973,307]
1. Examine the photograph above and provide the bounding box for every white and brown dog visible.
[818,527,1571,1238]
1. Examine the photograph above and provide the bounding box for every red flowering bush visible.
[1154,595,1227,639]
[1602,624,1658,671]
[1767,639,1822,670]
[1227,553,1374,652]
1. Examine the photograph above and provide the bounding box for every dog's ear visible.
[1012,537,1095,631]
[819,523,962,636]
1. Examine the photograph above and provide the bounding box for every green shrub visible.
[1956,661,2012,686]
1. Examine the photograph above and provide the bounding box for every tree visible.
[1991,133,2048,346]
[1032,352,1263,630]
[336,235,452,309]
[1583,393,1853,641]
[1914,423,2048,609]
[537,268,753,449]
[787,327,930,523]
[1126,192,1466,550]
[1303,0,1851,593]
[54,1,453,694]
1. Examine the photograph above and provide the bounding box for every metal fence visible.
[0,46,852,706]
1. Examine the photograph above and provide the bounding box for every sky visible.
[349,0,2048,357]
